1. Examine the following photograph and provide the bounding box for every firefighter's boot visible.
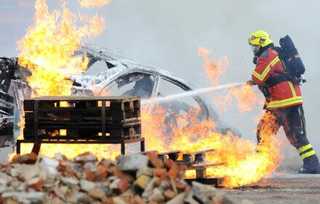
[298,144,320,174]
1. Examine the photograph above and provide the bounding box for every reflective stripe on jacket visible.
[251,48,303,109]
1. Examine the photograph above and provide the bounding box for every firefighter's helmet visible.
[248,30,273,48]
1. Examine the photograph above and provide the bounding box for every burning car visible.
[0,47,236,146]
[72,47,234,134]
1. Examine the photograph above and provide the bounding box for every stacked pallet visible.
[23,96,141,139]
[18,96,145,154]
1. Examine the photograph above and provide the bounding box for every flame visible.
[141,105,169,152]
[138,49,280,187]
[19,144,120,160]
[216,111,281,187]
[79,0,112,8]
[17,0,105,97]
[227,84,263,112]
[198,48,228,86]
[16,0,281,187]
[200,48,263,112]
[142,104,281,187]
[17,0,111,158]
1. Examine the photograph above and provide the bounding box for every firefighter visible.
[247,30,320,173]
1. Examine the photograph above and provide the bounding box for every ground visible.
[224,173,320,204]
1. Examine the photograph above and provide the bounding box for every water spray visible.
[142,82,246,105]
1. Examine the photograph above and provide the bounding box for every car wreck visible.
[0,47,234,147]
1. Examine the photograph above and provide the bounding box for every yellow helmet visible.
[248,30,273,48]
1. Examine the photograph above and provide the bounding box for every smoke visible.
[97,0,320,168]
[1,0,320,167]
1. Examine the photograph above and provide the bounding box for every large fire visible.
[142,105,281,187]
[16,0,281,188]
[17,0,104,97]
[16,0,116,159]
[141,49,281,187]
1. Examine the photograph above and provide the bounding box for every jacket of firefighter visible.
[251,47,303,109]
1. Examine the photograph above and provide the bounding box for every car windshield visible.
[102,73,155,98]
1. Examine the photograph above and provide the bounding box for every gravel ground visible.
[223,173,320,204]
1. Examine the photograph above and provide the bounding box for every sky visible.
[1,0,320,164]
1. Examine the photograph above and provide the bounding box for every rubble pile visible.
[0,152,234,204]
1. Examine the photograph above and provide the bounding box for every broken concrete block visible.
[88,187,106,200]
[159,180,171,189]
[112,196,127,204]
[9,180,23,190]
[0,185,8,194]
[117,153,148,171]
[74,152,97,163]
[10,164,40,181]
[149,188,165,202]
[191,181,234,204]
[2,198,19,204]
[131,195,145,204]
[83,162,97,171]
[142,177,158,199]
[96,163,109,180]
[153,168,167,179]
[134,175,152,190]
[84,169,96,181]
[40,157,59,177]
[137,167,153,178]
[2,192,45,203]
[76,192,94,204]
[145,151,164,168]
[101,197,114,204]
[49,196,64,204]
[27,177,44,191]
[175,180,188,191]
[80,179,96,192]
[20,165,41,181]
[0,172,12,185]
[117,178,130,193]
[164,189,177,200]
[167,192,186,204]
[109,178,121,189]
[184,191,198,204]
[57,160,77,177]
[53,185,68,201]
[60,177,79,187]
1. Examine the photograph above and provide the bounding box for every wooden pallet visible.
[23,96,140,139]
[19,96,144,155]
[158,149,215,165]
[157,149,224,185]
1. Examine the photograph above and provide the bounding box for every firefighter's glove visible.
[246,80,256,86]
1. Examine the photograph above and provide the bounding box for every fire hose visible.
[142,82,247,105]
